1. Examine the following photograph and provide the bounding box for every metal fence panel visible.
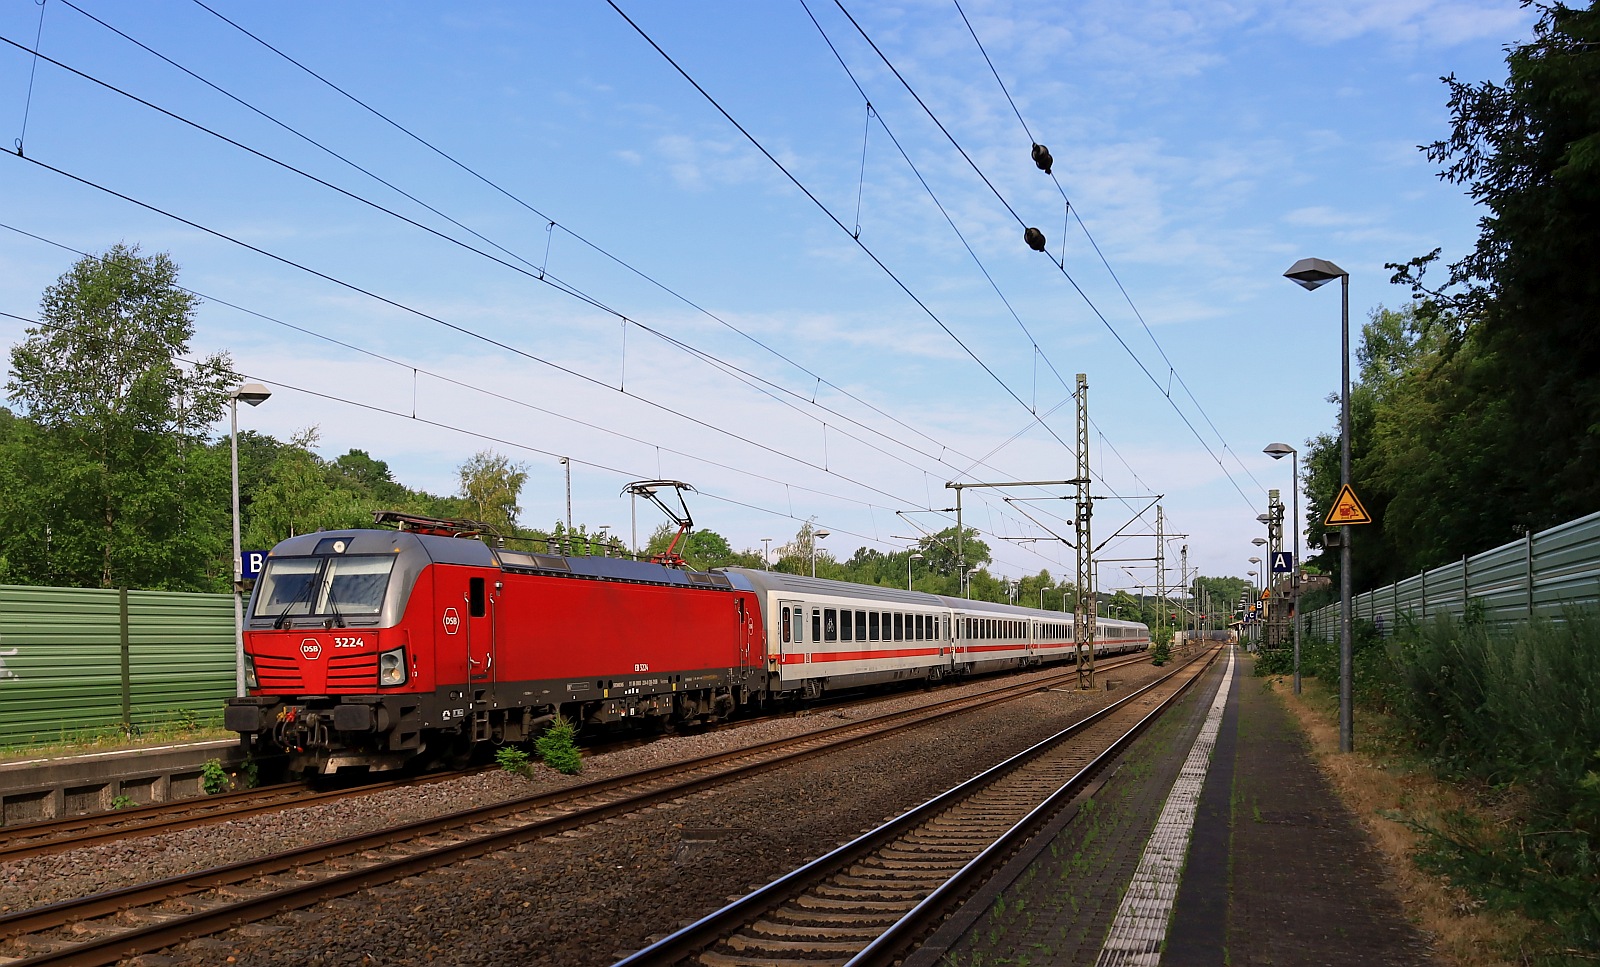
[0,585,233,749]
[1304,510,1600,639]
[127,591,235,730]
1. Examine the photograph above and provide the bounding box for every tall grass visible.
[1381,613,1600,958]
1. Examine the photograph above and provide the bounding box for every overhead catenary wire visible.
[5,10,1098,574]
[16,9,1081,537]
[177,0,997,477]
[0,218,1065,576]
[0,306,901,552]
[950,0,1271,500]
[602,0,1078,462]
[829,0,1262,509]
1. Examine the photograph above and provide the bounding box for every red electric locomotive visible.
[225,512,763,775]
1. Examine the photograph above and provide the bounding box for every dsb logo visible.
[442,608,461,635]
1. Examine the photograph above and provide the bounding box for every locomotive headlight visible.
[243,655,258,690]
[378,646,408,686]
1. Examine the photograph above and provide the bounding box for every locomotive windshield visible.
[253,554,396,619]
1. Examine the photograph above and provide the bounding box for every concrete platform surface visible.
[919,646,1436,966]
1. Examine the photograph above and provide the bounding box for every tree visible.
[911,526,990,579]
[642,524,741,570]
[329,448,410,505]
[1361,3,1600,581]
[457,450,528,535]
[242,427,369,549]
[4,244,233,590]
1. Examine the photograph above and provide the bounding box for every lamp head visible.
[1283,257,1348,291]
[815,530,830,540]
[1264,441,1295,460]
[1252,538,1267,546]
[232,382,272,407]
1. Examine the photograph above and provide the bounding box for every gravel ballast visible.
[0,657,1174,966]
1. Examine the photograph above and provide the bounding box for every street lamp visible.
[1248,556,1262,646]
[230,382,271,697]
[1265,442,1302,695]
[1285,256,1353,752]
[908,551,923,590]
[812,530,829,578]
[761,537,773,569]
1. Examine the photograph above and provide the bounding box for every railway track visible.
[0,652,1155,966]
[0,773,474,864]
[615,645,1222,967]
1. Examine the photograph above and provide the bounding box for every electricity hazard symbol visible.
[1325,483,1372,526]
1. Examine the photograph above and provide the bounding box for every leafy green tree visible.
[1340,3,1600,590]
[3,245,233,590]
[639,523,747,570]
[242,427,369,548]
[773,520,831,575]
[329,448,410,505]
[457,449,528,535]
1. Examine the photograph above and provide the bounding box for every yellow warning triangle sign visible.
[1325,483,1372,526]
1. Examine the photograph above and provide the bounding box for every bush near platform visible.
[1379,613,1600,957]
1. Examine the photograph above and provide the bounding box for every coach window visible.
[840,609,853,642]
[794,608,804,643]
[782,607,791,643]
[855,610,867,641]
[869,611,880,641]
[824,609,838,642]
[813,609,822,643]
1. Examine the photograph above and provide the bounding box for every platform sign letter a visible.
[1271,551,1293,574]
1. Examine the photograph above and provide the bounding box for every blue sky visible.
[0,0,1534,593]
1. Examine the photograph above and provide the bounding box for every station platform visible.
[0,738,245,825]
[910,645,1437,966]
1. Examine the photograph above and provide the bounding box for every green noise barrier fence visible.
[1304,509,1600,641]
[0,585,234,749]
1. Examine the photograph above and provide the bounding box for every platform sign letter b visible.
[240,551,266,581]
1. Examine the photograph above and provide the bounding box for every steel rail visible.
[0,652,1151,967]
[611,646,1218,966]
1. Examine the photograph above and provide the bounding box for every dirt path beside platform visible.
[1262,671,1545,967]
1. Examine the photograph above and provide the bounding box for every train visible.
[224,513,1149,775]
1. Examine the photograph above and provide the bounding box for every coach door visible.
[464,576,496,686]
[777,599,804,675]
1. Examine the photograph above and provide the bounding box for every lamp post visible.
[762,537,773,569]
[230,382,272,697]
[908,551,923,590]
[812,530,829,578]
[1248,558,1261,646]
[1285,256,1352,752]
[1265,442,1302,695]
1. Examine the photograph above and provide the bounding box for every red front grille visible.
[253,652,377,693]
[255,654,304,690]
[326,653,377,690]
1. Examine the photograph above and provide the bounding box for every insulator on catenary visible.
[1031,142,1053,174]
[1024,227,1047,252]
